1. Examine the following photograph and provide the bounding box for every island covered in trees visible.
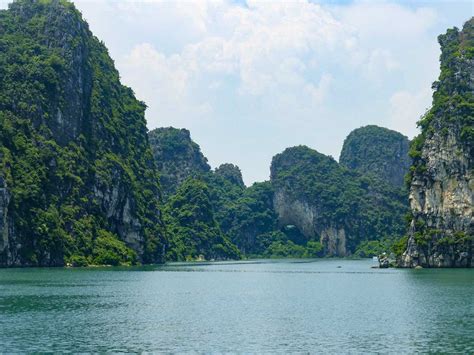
[0,0,471,267]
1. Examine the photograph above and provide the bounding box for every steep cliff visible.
[164,178,241,261]
[220,181,277,254]
[399,19,473,268]
[271,146,408,256]
[340,125,411,187]
[0,0,165,266]
[147,125,288,257]
[148,127,210,196]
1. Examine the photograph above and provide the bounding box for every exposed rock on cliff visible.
[400,18,473,268]
[340,125,411,187]
[271,146,408,256]
[148,127,210,196]
[148,126,254,259]
[0,0,165,266]
[0,176,11,262]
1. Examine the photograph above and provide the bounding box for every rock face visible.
[0,177,11,261]
[271,146,408,256]
[148,127,210,196]
[399,19,473,268]
[273,188,348,255]
[148,126,259,259]
[0,0,165,266]
[340,125,411,187]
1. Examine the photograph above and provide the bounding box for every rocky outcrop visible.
[93,170,144,256]
[399,18,473,268]
[214,163,245,188]
[5,0,92,146]
[273,190,346,255]
[148,127,210,196]
[340,125,410,187]
[270,146,408,256]
[0,0,165,266]
[0,177,11,264]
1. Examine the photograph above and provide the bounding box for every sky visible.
[1,0,472,184]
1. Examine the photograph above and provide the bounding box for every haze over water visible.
[0,259,472,353]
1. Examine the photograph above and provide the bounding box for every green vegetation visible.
[0,0,165,266]
[407,19,474,186]
[339,125,411,187]
[148,127,210,197]
[392,236,409,258]
[402,18,474,260]
[3,0,458,267]
[214,163,245,188]
[216,181,277,254]
[263,239,323,259]
[271,146,409,253]
[90,230,138,266]
[354,238,408,258]
[164,178,241,261]
[148,120,411,260]
[354,240,389,258]
[148,128,330,259]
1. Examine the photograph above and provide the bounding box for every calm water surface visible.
[0,259,472,353]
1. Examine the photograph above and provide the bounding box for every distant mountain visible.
[339,125,410,187]
[270,146,408,256]
[149,121,411,260]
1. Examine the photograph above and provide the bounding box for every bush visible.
[392,236,408,257]
[68,255,89,267]
[91,230,138,266]
[355,240,385,258]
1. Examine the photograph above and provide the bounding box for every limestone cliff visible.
[400,18,473,267]
[0,0,165,266]
[0,177,11,260]
[148,127,210,196]
[270,146,408,256]
[340,125,410,187]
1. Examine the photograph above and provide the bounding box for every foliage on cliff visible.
[271,146,408,253]
[408,18,474,178]
[164,178,241,261]
[418,19,473,145]
[148,127,210,197]
[339,125,411,187]
[150,121,411,259]
[214,163,245,188]
[400,18,473,267]
[0,0,165,266]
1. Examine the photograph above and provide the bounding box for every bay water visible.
[0,259,472,353]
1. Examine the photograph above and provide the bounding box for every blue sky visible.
[1,0,472,184]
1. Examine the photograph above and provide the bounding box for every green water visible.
[0,259,472,353]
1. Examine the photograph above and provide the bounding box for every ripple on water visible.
[0,259,472,353]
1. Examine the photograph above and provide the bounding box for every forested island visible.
[0,0,472,267]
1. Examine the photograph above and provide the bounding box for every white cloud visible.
[367,49,400,79]
[113,0,355,132]
[305,73,333,104]
[388,88,433,139]
[1,0,471,183]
